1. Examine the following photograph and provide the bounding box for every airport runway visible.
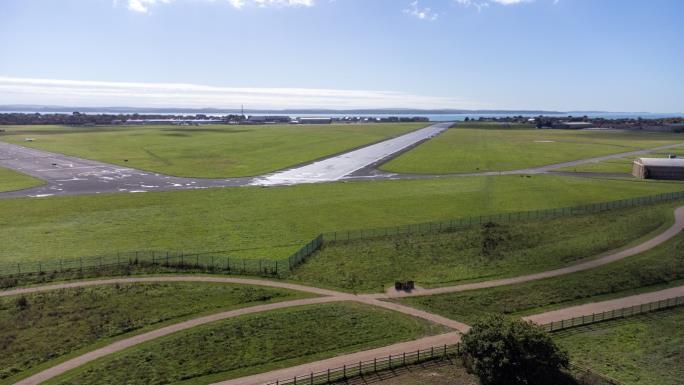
[3,123,682,199]
[0,122,451,198]
[250,122,451,185]
[0,142,251,198]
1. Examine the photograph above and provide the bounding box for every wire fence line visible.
[0,250,285,279]
[321,190,684,244]
[2,190,683,280]
[541,295,684,332]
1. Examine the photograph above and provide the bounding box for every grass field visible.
[381,124,684,174]
[557,147,684,174]
[397,213,684,325]
[0,282,310,382]
[1,175,683,264]
[360,362,478,385]
[0,166,43,192]
[48,302,446,385]
[288,203,675,292]
[0,123,425,178]
[555,307,684,385]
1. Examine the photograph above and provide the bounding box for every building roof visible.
[636,157,684,167]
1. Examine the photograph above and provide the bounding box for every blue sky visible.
[0,0,682,112]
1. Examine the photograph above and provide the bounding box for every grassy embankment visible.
[0,282,312,384]
[289,202,677,292]
[381,123,684,174]
[47,302,447,385]
[1,175,683,263]
[555,306,684,385]
[0,166,43,192]
[0,123,426,178]
[397,212,684,325]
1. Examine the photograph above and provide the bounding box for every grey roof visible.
[636,157,684,167]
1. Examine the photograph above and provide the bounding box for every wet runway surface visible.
[250,122,451,185]
[0,142,252,198]
[2,124,682,199]
[0,123,451,198]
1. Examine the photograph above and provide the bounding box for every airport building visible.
[298,117,333,124]
[632,157,684,180]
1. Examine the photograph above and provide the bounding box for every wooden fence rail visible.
[541,295,684,332]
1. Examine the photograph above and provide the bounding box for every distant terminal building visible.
[632,157,684,180]
[551,121,594,129]
[244,115,291,124]
[298,117,333,124]
[121,119,223,125]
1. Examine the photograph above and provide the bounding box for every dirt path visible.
[210,332,462,385]
[12,296,342,385]
[0,275,343,298]
[5,277,468,385]
[378,206,684,298]
[3,205,683,384]
[523,285,684,325]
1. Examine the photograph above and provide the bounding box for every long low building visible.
[633,157,684,180]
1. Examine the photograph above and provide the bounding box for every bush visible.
[461,315,570,385]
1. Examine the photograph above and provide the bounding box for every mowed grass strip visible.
[289,203,674,292]
[381,123,684,174]
[397,213,684,325]
[555,306,684,385]
[48,302,446,385]
[558,147,684,174]
[1,175,683,263]
[0,282,311,382]
[0,166,43,192]
[0,123,426,178]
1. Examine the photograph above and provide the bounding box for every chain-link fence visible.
[322,191,684,244]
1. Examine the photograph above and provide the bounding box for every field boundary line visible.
[3,190,684,280]
[524,286,684,332]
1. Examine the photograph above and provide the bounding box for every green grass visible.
[288,203,675,292]
[397,211,684,325]
[48,302,446,385]
[381,124,684,174]
[0,166,43,192]
[1,175,683,263]
[555,307,684,385]
[558,147,684,174]
[363,362,478,385]
[0,123,425,178]
[0,282,311,382]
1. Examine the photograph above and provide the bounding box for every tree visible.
[460,315,570,385]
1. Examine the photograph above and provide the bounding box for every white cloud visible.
[0,76,485,110]
[404,1,439,21]
[455,0,531,11]
[123,0,170,13]
[118,0,315,13]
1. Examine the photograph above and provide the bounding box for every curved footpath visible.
[378,206,684,298]
[523,285,684,325]
[3,205,684,385]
